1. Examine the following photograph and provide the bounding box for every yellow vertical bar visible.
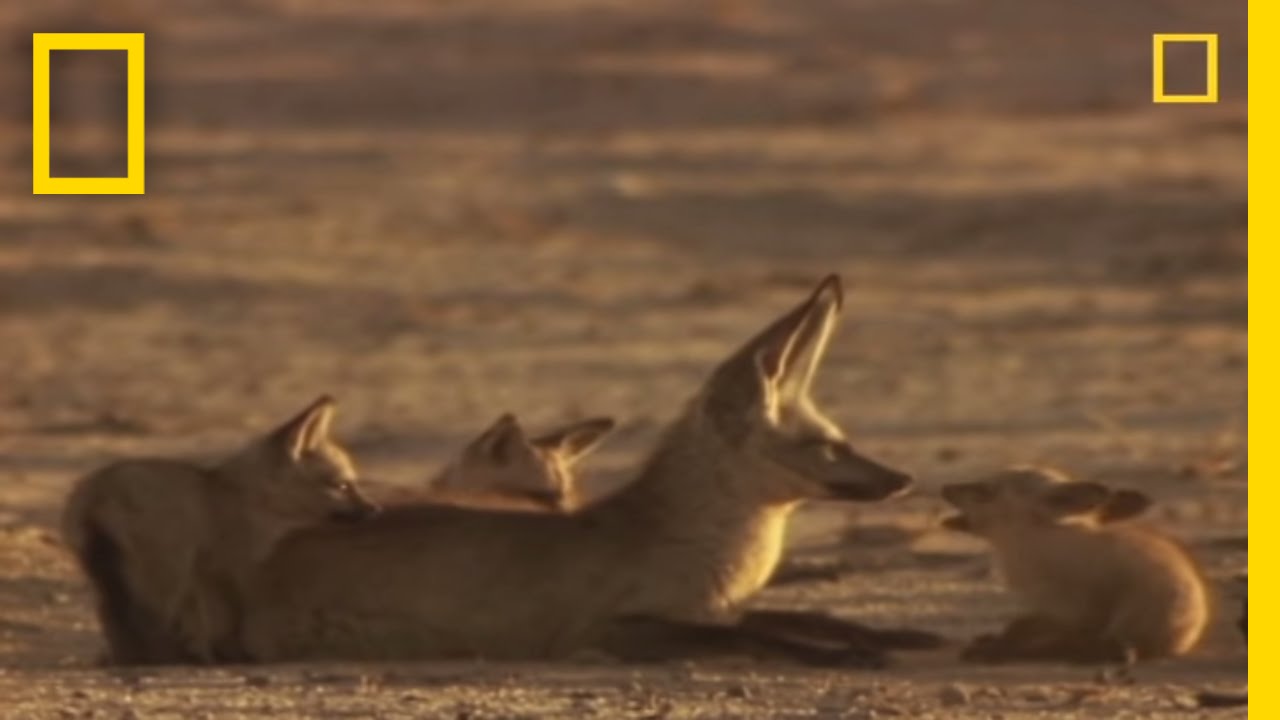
[31,35,51,192]
[126,35,145,192]
[1206,34,1220,103]
[1249,0,1265,709]
[1152,36,1165,102]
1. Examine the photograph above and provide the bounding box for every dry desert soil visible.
[0,0,1246,717]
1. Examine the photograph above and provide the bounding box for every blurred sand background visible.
[0,0,1246,717]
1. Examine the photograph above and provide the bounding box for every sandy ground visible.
[0,0,1246,717]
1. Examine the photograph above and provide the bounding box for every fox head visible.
[940,466,1153,538]
[225,395,378,526]
[432,414,616,510]
[697,274,913,505]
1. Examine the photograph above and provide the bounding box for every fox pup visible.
[411,413,615,511]
[62,395,377,665]
[941,467,1209,664]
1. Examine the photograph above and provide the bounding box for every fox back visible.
[63,459,209,664]
[244,276,913,662]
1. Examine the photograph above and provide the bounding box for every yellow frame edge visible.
[31,32,145,195]
[1248,0,1262,712]
[1152,33,1219,104]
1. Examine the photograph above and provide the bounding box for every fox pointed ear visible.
[533,417,616,464]
[714,275,844,401]
[270,395,337,461]
[1097,489,1154,523]
[1043,481,1110,518]
[778,278,842,400]
[473,413,528,464]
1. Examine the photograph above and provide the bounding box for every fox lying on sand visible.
[62,396,377,665]
[244,275,929,667]
[373,413,616,511]
[941,467,1209,664]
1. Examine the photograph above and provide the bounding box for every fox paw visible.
[959,634,1010,664]
[873,627,948,650]
[794,643,890,670]
[837,646,891,670]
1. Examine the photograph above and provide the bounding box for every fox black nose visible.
[523,489,565,509]
[861,453,914,498]
[883,469,913,494]
[332,495,380,522]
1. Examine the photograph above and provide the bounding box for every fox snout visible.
[826,451,913,502]
[940,481,991,507]
[940,482,969,506]
[938,484,979,532]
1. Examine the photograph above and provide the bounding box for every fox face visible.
[940,467,1150,537]
[701,275,912,505]
[942,484,1152,534]
[527,416,617,508]
[234,396,378,525]
[432,414,616,509]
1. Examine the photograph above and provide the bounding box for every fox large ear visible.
[1043,482,1110,518]
[777,280,842,400]
[269,395,337,461]
[712,275,844,404]
[472,413,528,464]
[533,417,616,464]
[1096,489,1154,523]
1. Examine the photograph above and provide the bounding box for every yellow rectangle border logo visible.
[1152,33,1219,104]
[32,32,145,195]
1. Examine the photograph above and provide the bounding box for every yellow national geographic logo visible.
[1152,33,1219,104]
[32,33,146,195]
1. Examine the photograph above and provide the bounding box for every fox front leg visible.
[597,615,889,669]
[739,609,946,651]
[1063,635,1137,666]
[170,587,216,663]
[172,570,235,664]
[961,614,1064,663]
[962,615,1133,666]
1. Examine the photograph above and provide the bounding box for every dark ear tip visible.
[1098,488,1154,523]
[312,393,337,409]
[587,417,618,432]
[815,274,844,309]
[491,413,524,434]
[481,414,524,448]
